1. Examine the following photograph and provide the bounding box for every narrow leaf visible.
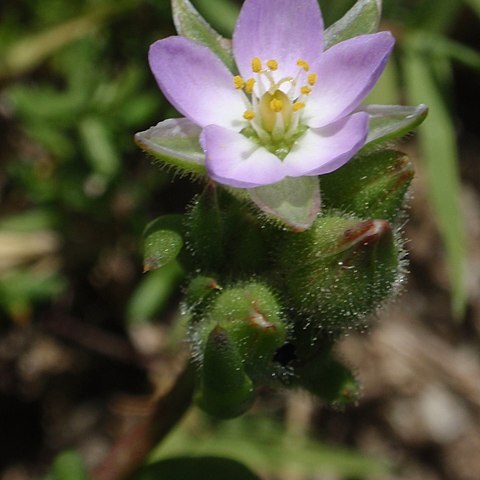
[324,0,380,49]
[171,0,235,71]
[404,37,467,317]
[249,177,321,232]
[135,118,206,175]
[362,104,428,146]
[133,456,261,480]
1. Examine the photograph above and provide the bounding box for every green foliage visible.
[133,456,261,480]
[152,414,391,478]
[42,451,87,480]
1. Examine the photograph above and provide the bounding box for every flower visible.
[148,0,394,188]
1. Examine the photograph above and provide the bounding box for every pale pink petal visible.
[305,32,394,128]
[149,36,245,129]
[233,0,323,83]
[201,125,287,188]
[283,112,369,176]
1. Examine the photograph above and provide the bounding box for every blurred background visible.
[1,0,480,479]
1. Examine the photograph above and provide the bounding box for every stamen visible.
[252,57,262,73]
[234,75,245,89]
[267,59,279,71]
[243,110,256,120]
[300,86,312,95]
[245,78,256,94]
[293,102,305,112]
[297,59,310,71]
[269,98,284,112]
[307,73,318,86]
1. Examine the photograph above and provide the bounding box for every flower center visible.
[233,57,317,153]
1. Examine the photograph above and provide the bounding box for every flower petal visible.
[149,36,245,129]
[233,0,323,82]
[305,32,394,128]
[283,112,369,176]
[201,125,287,188]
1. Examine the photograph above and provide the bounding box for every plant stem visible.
[90,362,196,480]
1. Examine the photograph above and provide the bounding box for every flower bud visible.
[195,326,254,419]
[277,216,401,330]
[196,282,287,378]
[185,275,221,309]
[293,354,359,405]
[143,214,184,271]
[321,150,414,222]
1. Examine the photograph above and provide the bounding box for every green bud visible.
[195,326,254,419]
[185,275,221,309]
[293,353,359,406]
[321,150,414,222]
[277,216,401,330]
[203,282,287,377]
[143,214,184,272]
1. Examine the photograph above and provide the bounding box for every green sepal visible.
[186,185,225,271]
[134,118,206,175]
[321,150,414,222]
[143,214,184,271]
[363,104,429,147]
[248,176,321,232]
[324,0,381,49]
[195,326,254,419]
[294,353,359,406]
[277,216,400,330]
[202,282,287,376]
[171,0,235,71]
[44,451,87,480]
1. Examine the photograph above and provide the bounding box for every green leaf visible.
[171,0,235,71]
[363,104,429,146]
[133,456,261,480]
[79,116,120,180]
[324,0,380,49]
[403,36,467,317]
[143,215,184,271]
[152,415,391,478]
[249,177,321,232]
[50,451,87,480]
[135,118,206,175]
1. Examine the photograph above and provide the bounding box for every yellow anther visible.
[307,73,318,86]
[245,78,256,94]
[267,59,279,71]
[297,59,310,71]
[233,75,245,89]
[293,102,306,112]
[269,98,284,112]
[252,57,262,73]
[243,110,256,121]
[301,86,312,95]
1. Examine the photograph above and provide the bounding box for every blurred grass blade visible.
[135,118,206,175]
[133,457,261,480]
[0,1,135,80]
[324,0,380,49]
[403,35,467,318]
[465,0,480,16]
[172,0,235,71]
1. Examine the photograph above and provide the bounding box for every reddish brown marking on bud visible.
[341,220,391,248]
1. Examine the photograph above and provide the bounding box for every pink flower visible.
[149,0,394,188]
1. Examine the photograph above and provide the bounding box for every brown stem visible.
[90,363,196,480]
